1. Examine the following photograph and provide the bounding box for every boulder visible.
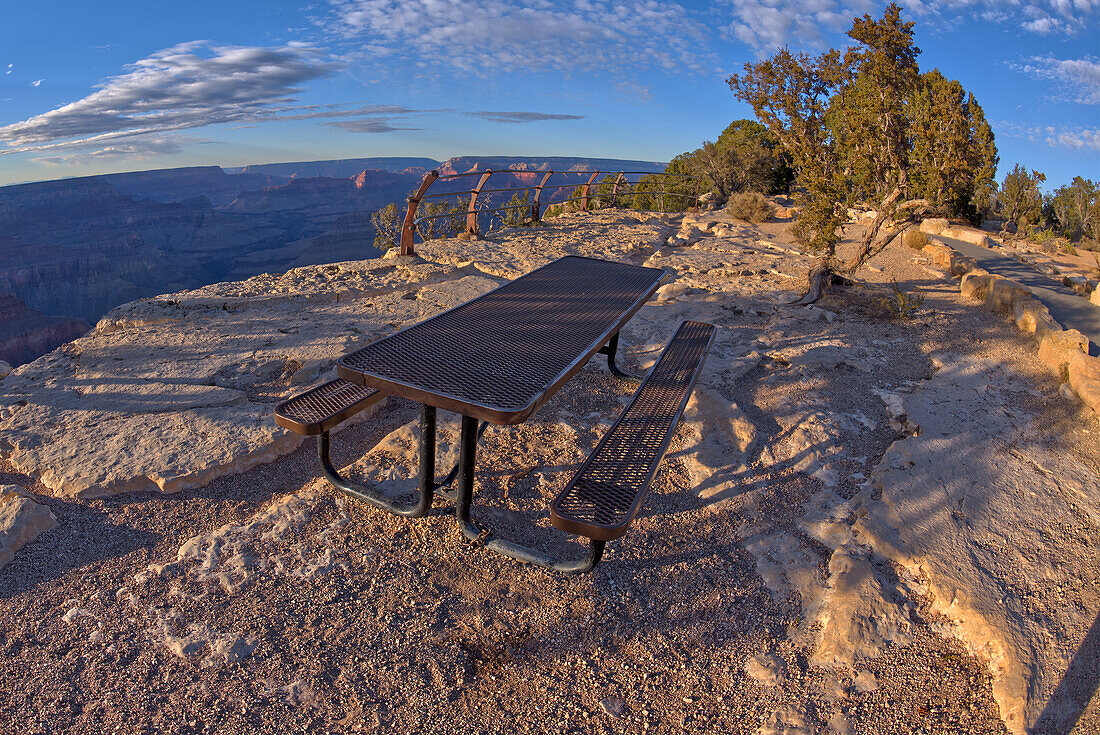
[1014,299,1062,341]
[920,218,949,235]
[943,227,994,248]
[1038,329,1090,377]
[960,271,998,302]
[0,486,57,570]
[1091,287,1100,307]
[985,278,1032,314]
[1068,353,1100,413]
[0,360,10,379]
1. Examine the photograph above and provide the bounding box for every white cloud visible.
[29,79,42,87]
[5,63,11,76]
[0,42,337,155]
[999,120,1100,150]
[719,0,1098,50]
[31,138,187,166]
[322,0,715,75]
[1011,55,1100,104]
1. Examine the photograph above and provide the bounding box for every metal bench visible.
[274,378,433,515]
[548,320,716,568]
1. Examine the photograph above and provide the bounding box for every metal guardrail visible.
[398,168,702,256]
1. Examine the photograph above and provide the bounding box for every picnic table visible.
[276,255,715,572]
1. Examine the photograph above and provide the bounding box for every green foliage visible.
[726,192,776,223]
[997,165,1045,232]
[907,70,998,221]
[1046,177,1098,242]
[902,229,928,249]
[671,119,793,200]
[418,198,465,240]
[370,202,402,250]
[729,4,999,275]
[502,190,533,227]
[630,174,686,212]
[872,279,925,319]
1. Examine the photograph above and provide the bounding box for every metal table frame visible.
[333,256,666,572]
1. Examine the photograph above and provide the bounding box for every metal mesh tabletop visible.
[336,256,666,424]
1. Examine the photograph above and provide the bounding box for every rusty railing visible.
[398,168,702,256]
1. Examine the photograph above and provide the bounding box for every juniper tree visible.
[907,70,998,220]
[998,165,1046,235]
[370,202,401,250]
[729,4,997,301]
[676,120,792,200]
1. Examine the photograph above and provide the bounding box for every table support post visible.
[316,405,437,518]
[599,332,642,382]
[455,414,606,573]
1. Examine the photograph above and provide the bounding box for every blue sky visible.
[0,0,1097,189]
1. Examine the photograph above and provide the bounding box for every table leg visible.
[600,332,642,382]
[454,414,606,573]
[317,403,436,517]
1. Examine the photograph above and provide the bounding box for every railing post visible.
[400,169,439,256]
[580,171,600,212]
[467,170,493,236]
[532,172,553,223]
[611,172,625,208]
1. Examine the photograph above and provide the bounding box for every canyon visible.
[0,156,663,366]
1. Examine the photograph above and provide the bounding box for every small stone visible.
[853,670,878,693]
[599,698,624,718]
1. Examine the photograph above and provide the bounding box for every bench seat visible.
[274,378,383,436]
[550,320,716,542]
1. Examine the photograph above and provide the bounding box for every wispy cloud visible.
[718,0,1098,50]
[326,118,420,132]
[29,79,42,87]
[0,41,337,155]
[999,120,1100,151]
[5,64,11,76]
[322,0,715,76]
[31,137,187,166]
[466,111,584,124]
[1011,55,1100,104]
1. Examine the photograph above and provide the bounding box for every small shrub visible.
[871,279,924,319]
[727,191,776,223]
[1060,241,1078,256]
[902,229,928,250]
[502,190,533,227]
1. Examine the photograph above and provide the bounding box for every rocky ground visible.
[0,208,1097,734]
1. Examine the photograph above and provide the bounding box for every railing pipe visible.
[532,172,553,223]
[467,170,493,236]
[400,169,439,256]
[611,172,625,208]
[580,171,600,212]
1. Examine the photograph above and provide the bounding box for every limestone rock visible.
[811,543,912,669]
[1038,328,1089,377]
[1067,352,1100,412]
[745,654,787,686]
[0,485,57,570]
[1013,299,1061,341]
[960,271,997,302]
[0,360,10,379]
[920,218,949,235]
[857,356,1100,733]
[985,278,1032,314]
[0,255,495,498]
[1091,286,1100,306]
